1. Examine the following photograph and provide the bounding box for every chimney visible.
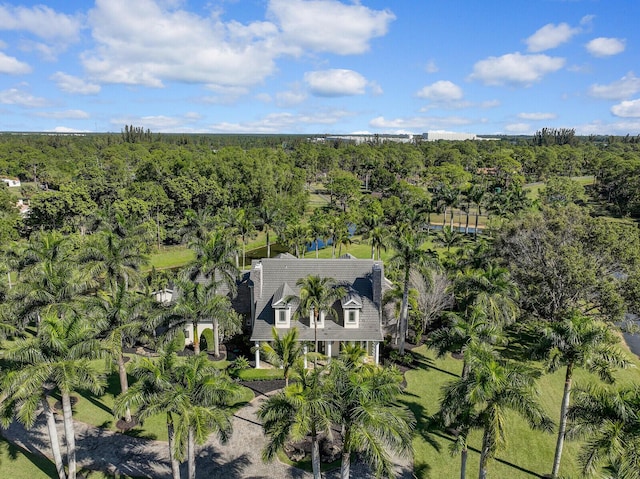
[371,263,382,309]
[253,261,263,299]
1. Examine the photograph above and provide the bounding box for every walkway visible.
[2,392,413,479]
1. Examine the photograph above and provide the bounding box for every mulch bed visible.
[239,379,286,396]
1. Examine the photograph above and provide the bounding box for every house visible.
[1,177,21,188]
[249,254,389,367]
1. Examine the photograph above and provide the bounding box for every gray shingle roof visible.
[249,257,385,342]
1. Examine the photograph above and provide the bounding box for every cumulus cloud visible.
[111,113,201,131]
[210,110,353,133]
[517,112,557,120]
[588,72,640,100]
[267,0,395,55]
[586,37,625,57]
[469,52,565,86]
[276,87,307,107]
[526,22,580,52]
[370,115,473,131]
[417,80,463,102]
[36,109,90,119]
[0,88,49,107]
[0,4,82,42]
[51,72,101,95]
[611,99,640,118]
[505,123,532,133]
[83,0,280,88]
[304,69,368,97]
[0,51,31,74]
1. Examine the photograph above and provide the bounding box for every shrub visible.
[201,328,214,352]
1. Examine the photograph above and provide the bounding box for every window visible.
[347,310,356,323]
[184,329,190,339]
[277,310,287,323]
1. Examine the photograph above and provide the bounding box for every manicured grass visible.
[234,368,284,381]
[0,436,143,479]
[148,245,194,270]
[403,342,640,479]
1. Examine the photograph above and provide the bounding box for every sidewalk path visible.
[2,393,413,479]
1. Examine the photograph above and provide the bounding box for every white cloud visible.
[51,72,101,95]
[505,123,532,133]
[586,37,625,57]
[469,52,565,86]
[83,0,281,88]
[611,99,640,118]
[417,80,463,102]
[517,112,557,120]
[267,0,395,55]
[369,115,473,132]
[36,110,90,119]
[111,113,201,131]
[210,110,353,133]
[276,87,307,107]
[588,72,640,100]
[0,4,82,42]
[424,60,439,74]
[526,22,580,52]
[0,88,49,107]
[304,69,368,97]
[576,119,640,136]
[50,126,91,133]
[0,51,31,74]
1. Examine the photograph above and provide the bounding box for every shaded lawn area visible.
[403,343,640,479]
[0,436,144,479]
[66,356,254,442]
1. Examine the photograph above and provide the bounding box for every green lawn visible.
[403,341,640,479]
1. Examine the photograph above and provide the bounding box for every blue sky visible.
[0,0,639,135]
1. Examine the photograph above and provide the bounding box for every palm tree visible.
[567,383,640,478]
[88,282,151,424]
[291,275,346,366]
[452,264,520,326]
[173,354,243,479]
[1,313,106,479]
[438,343,553,479]
[260,327,304,387]
[236,208,257,269]
[532,310,630,478]
[467,184,486,239]
[328,357,415,479]
[389,227,437,354]
[258,363,333,479]
[184,229,239,357]
[434,226,466,252]
[79,229,148,291]
[283,223,312,258]
[363,225,389,260]
[114,339,183,479]
[164,277,239,355]
[258,204,280,259]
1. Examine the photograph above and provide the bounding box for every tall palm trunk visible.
[460,446,467,479]
[61,392,77,479]
[340,428,351,479]
[478,428,491,479]
[474,213,479,240]
[371,243,375,260]
[193,322,200,355]
[116,354,132,423]
[315,239,319,259]
[398,266,410,355]
[266,229,271,258]
[43,396,66,479]
[188,427,196,479]
[551,362,573,478]
[311,430,321,479]
[213,319,220,357]
[167,415,180,479]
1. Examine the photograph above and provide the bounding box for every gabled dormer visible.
[341,290,362,328]
[272,282,295,328]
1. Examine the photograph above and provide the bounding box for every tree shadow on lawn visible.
[0,435,58,478]
[400,398,546,479]
[78,426,168,478]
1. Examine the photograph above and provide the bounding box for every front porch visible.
[253,339,381,368]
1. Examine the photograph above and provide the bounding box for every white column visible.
[374,342,380,365]
[326,341,332,363]
[255,341,260,368]
[303,344,308,369]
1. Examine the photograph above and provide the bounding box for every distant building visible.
[422,131,478,141]
[1,177,21,187]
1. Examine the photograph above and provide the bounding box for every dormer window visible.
[341,290,362,328]
[344,308,359,328]
[275,307,291,328]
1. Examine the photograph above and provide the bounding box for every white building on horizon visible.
[422,131,478,141]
